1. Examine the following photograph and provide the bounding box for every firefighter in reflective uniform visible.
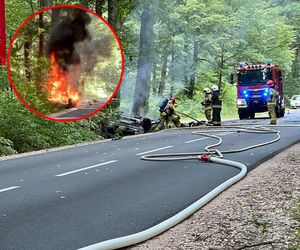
[211,85,222,126]
[157,97,181,130]
[201,88,212,124]
[267,80,278,125]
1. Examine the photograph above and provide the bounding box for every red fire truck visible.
[231,62,285,120]
[0,0,6,65]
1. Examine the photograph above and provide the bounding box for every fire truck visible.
[0,0,6,65]
[231,62,285,120]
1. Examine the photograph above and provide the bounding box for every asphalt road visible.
[1,110,300,250]
[48,100,106,120]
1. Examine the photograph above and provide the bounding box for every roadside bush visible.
[0,90,100,154]
[0,137,18,156]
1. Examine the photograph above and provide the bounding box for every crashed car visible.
[105,116,158,139]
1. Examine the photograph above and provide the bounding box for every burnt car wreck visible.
[105,116,158,139]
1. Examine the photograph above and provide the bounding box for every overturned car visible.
[105,116,159,139]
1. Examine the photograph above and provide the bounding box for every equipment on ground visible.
[175,111,206,127]
[231,62,285,120]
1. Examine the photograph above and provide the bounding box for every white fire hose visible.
[79,123,300,250]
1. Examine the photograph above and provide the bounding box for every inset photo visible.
[7,5,124,122]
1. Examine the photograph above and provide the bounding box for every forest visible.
[0,0,299,156]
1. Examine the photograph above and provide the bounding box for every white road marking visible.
[136,146,174,156]
[55,160,118,177]
[0,186,20,193]
[184,137,207,144]
[184,132,234,144]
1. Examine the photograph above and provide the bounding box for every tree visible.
[36,0,53,84]
[95,0,106,16]
[158,48,168,96]
[132,6,154,116]
[187,41,199,98]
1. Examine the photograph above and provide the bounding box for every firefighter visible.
[267,80,278,125]
[211,85,222,126]
[201,88,212,124]
[156,97,181,130]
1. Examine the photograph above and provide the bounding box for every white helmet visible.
[203,88,211,94]
[211,85,219,91]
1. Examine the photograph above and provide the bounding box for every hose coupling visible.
[198,153,210,162]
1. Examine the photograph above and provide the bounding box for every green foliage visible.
[0,90,100,154]
[85,100,122,136]
[5,0,35,42]
[0,66,10,90]
[0,137,17,156]
[2,0,300,155]
[220,84,238,118]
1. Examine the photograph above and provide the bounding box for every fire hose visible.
[79,123,300,250]
[176,111,204,124]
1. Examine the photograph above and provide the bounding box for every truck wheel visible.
[275,108,281,118]
[249,112,255,119]
[238,110,247,120]
[275,106,280,118]
[279,108,285,118]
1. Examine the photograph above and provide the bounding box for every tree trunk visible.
[95,0,106,16]
[292,38,300,81]
[24,36,32,81]
[169,52,175,97]
[37,0,52,86]
[108,0,115,29]
[187,41,199,99]
[107,0,123,105]
[183,42,189,87]
[35,12,44,86]
[218,46,225,89]
[158,48,168,96]
[132,7,154,116]
[38,13,44,59]
[39,0,53,8]
[152,62,157,94]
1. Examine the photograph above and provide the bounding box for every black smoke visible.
[46,8,91,70]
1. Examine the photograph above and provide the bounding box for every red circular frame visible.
[7,4,124,122]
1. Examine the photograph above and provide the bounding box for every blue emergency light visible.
[242,90,248,98]
[242,88,270,99]
[263,88,269,97]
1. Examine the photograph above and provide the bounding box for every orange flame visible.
[47,53,81,107]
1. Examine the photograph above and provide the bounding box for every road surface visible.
[48,100,106,120]
[0,110,300,250]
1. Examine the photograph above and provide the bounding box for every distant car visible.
[290,95,300,109]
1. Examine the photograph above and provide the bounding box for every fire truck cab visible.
[231,62,285,120]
